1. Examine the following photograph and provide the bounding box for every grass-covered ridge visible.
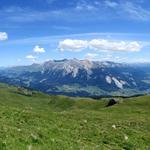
[0,83,149,150]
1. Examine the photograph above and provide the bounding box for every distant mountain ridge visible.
[0,59,150,97]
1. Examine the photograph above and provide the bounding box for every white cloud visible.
[2,1,150,24]
[59,39,88,52]
[33,45,45,53]
[105,1,118,8]
[129,58,150,63]
[26,55,36,59]
[89,39,142,52]
[75,3,97,11]
[85,53,98,60]
[0,32,8,41]
[98,54,127,62]
[84,53,128,62]
[58,38,142,52]
[122,2,150,21]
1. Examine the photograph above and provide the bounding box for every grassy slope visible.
[0,83,149,150]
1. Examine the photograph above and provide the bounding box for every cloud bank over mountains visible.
[59,39,88,52]
[59,39,142,52]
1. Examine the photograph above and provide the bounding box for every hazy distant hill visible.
[0,59,150,96]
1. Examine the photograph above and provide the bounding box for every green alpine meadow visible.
[0,83,149,150]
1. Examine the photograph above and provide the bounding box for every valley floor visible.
[0,83,150,150]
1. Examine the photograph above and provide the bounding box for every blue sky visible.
[0,0,150,66]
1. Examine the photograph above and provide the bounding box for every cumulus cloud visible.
[89,39,142,52]
[0,32,8,41]
[58,39,142,52]
[33,45,45,53]
[58,39,88,52]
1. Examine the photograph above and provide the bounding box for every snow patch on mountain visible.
[40,79,47,83]
[106,76,126,89]
[120,80,126,85]
[112,77,124,89]
[105,76,112,84]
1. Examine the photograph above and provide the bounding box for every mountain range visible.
[0,59,150,97]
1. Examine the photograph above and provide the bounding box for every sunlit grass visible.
[0,83,149,150]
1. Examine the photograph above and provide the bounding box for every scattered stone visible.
[51,138,55,142]
[124,135,128,140]
[84,120,87,123]
[112,124,116,129]
[17,128,21,132]
[17,87,33,96]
